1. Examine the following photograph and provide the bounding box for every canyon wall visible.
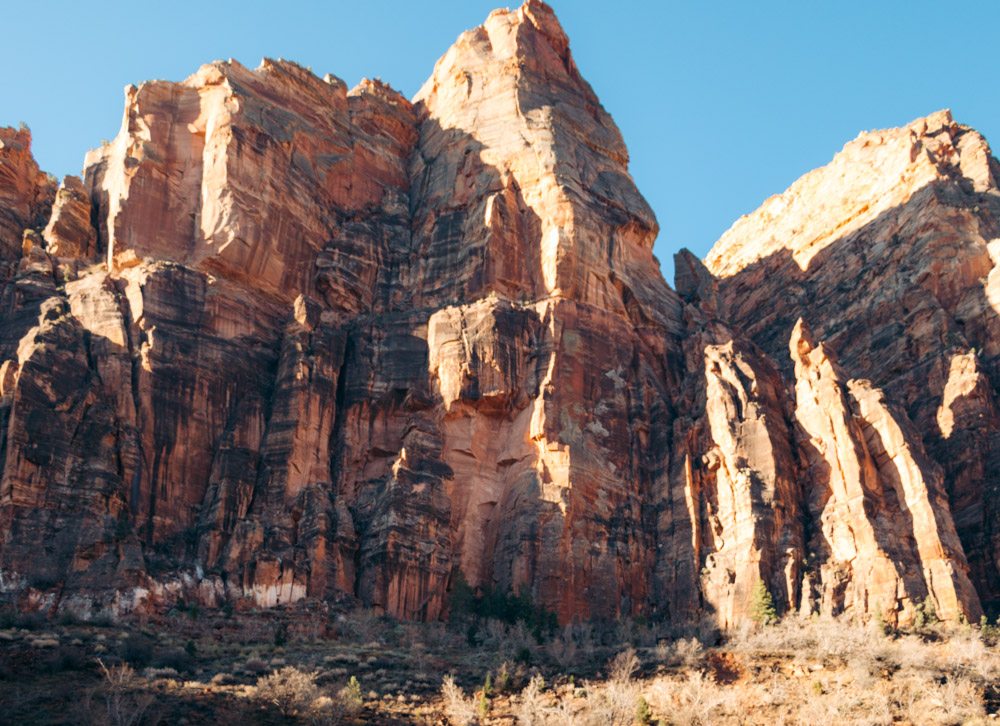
[0,2,997,627]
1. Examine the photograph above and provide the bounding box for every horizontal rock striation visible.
[0,2,997,628]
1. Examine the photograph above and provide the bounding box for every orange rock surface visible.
[707,109,1000,614]
[0,3,998,628]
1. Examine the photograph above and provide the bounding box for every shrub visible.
[56,609,80,626]
[482,673,493,698]
[118,635,154,667]
[274,623,287,646]
[495,662,512,693]
[441,675,478,725]
[92,660,154,726]
[334,608,381,643]
[344,675,362,703]
[245,657,269,674]
[477,689,489,721]
[448,571,558,643]
[40,644,86,673]
[513,674,547,726]
[255,665,320,718]
[579,649,642,726]
[656,636,704,668]
[873,607,889,635]
[636,695,653,725]
[0,608,46,629]
[152,646,191,672]
[329,675,364,722]
[548,627,580,669]
[980,614,1000,645]
[913,596,938,630]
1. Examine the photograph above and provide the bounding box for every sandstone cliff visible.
[706,109,1000,614]
[0,2,996,628]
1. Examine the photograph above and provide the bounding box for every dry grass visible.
[1,602,999,725]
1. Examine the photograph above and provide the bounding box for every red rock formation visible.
[707,109,1000,612]
[0,126,55,261]
[790,319,978,623]
[661,258,806,628]
[43,175,96,259]
[0,3,997,629]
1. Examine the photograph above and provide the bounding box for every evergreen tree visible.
[749,579,777,625]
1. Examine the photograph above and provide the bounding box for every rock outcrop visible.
[789,320,978,623]
[43,175,96,259]
[706,109,1000,612]
[0,126,55,261]
[0,2,998,628]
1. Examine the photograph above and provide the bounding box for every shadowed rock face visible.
[706,109,1000,614]
[0,2,996,628]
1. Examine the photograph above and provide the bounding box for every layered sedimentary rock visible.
[706,110,1000,611]
[0,2,997,628]
[789,320,978,623]
[660,255,806,628]
[43,175,96,259]
[0,127,55,261]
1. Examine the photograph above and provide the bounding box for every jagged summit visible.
[0,4,999,627]
[706,109,997,277]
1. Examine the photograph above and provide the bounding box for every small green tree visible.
[482,673,493,699]
[873,606,889,635]
[476,690,489,721]
[749,579,777,626]
[345,675,362,703]
[496,662,511,693]
[636,695,653,724]
[449,570,476,621]
[913,595,938,630]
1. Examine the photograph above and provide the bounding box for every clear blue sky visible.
[3,1,997,285]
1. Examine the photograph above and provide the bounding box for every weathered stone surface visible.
[43,175,96,258]
[0,126,55,261]
[0,4,998,629]
[661,321,805,627]
[789,319,979,624]
[707,109,1000,610]
[84,59,416,305]
[404,1,680,330]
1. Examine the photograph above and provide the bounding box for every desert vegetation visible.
[0,596,998,725]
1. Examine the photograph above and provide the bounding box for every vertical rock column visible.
[791,319,980,623]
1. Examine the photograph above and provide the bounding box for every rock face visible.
[43,175,96,259]
[706,109,1000,613]
[0,127,55,261]
[0,2,997,628]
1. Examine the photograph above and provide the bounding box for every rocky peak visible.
[407,0,679,328]
[0,126,56,261]
[82,56,416,306]
[707,109,998,279]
